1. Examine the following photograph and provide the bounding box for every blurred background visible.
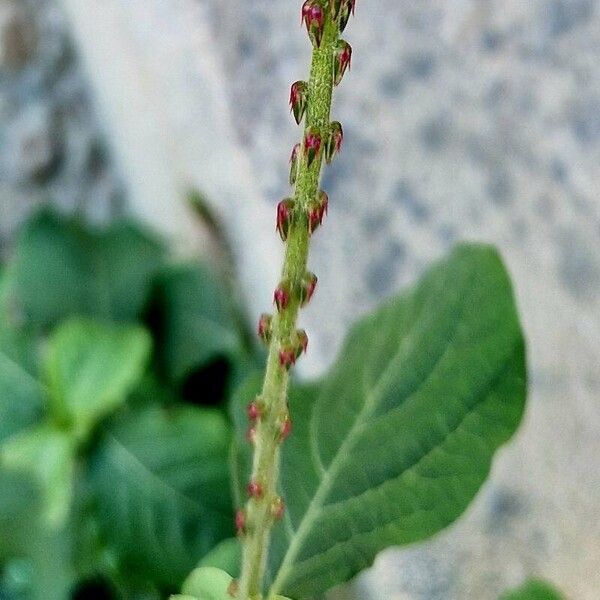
[1,0,599,598]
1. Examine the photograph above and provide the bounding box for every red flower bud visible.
[325,121,344,164]
[289,81,308,125]
[247,480,263,499]
[334,40,352,86]
[276,198,295,242]
[304,127,322,167]
[289,143,302,185]
[280,416,293,441]
[301,0,325,47]
[235,509,246,535]
[279,347,297,369]
[307,190,328,235]
[300,272,318,306]
[294,329,309,360]
[257,313,273,343]
[247,401,261,421]
[274,283,290,311]
[271,497,285,520]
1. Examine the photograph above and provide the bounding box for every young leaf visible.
[500,579,564,600]
[11,210,164,327]
[155,264,243,383]
[45,319,151,437]
[88,406,234,587]
[262,244,527,597]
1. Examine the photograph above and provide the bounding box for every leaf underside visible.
[251,244,529,598]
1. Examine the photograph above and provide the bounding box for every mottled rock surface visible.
[5,0,600,598]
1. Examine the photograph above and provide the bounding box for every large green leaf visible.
[500,579,564,600]
[155,264,244,383]
[89,405,234,587]
[11,210,164,327]
[256,244,527,598]
[45,319,151,437]
[197,539,241,579]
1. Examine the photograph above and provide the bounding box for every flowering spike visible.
[280,416,293,442]
[289,82,308,125]
[271,497,285,521]
[274,282,290,311]
[301,0,325,47]
[307,190,329,235]
[257,313,273,344]
[278,346,297,370]
[304,127,322,167]
[247,480,263,499]
[300,272,318,306]
[325,122,344,164]
[334,40,352,86]
[276,198,295,242]
[236,509,246,535]
[289,143,302,185]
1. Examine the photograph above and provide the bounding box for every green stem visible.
[238,15,339,600]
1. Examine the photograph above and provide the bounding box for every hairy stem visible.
[238,14,339,600]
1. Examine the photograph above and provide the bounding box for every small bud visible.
[246,426,257,444]
[294,329,309,359]
[301,0,325,47]
[247,480,263,499]
[338,1,352,32]
[304,127,322,167]
[228,580,239,598]
[274,283,290,311]
[289,143,302,185]
[280,415,293,441]
[334,40,352,86]
[247,401,261,421]
[279,346,297,369]
[289,81,308,125]
[271,496,285,521]
[325,122,344,164]
[257,313,273,343]
[300,272,318,306]
[235,509,246,535]
[276,198,295,242]
[307,190,329,235]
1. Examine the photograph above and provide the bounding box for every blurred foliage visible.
[0,209,260,600]
[500,579,565,600]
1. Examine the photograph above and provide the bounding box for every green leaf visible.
[500,579,564,600]
[89,405,234,587]
[45,319,151,436]
[12,210,164,327]
[155,264,243,382]
[197,538,241,579]
[1,425,75,527]
[262,244,527,598]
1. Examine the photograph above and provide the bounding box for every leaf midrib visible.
[269,272,473,595]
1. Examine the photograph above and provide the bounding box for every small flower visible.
[289,143,302,185]
[325,122,344,164]
[279,346,297,369]
[247,480,263,499]
[247,400,261,421]
[276,198,295,242]
[304,127,322,167]
[228,580,239,598]
[301,0,325,47]
[246,426,257,444]
[338,0,354,32]
[257,313,273,343]
[307,190,328,234]
[280,415,293,441]
[274,282,290,311]
[300,272,318,306]
[271,497,285,520]
[294,329,309,359]
[334,40,352,86]
[235,509,246,535]
[289,81,308,125]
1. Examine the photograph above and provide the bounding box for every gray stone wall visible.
[0,0,124,257]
